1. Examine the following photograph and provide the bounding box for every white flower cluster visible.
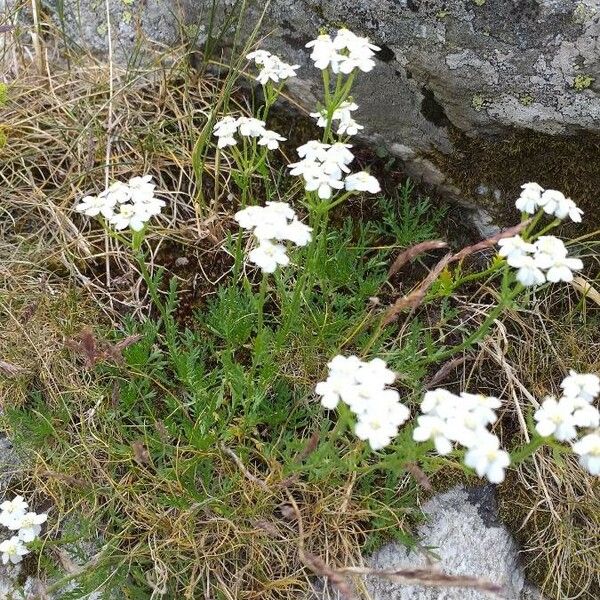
[310,101,364,136]
[213,116,286,150]
[234,202,312,273]
[75,175,164,232]
[289,141,380,199]
[246,50,299,85]
[306,28,380,74]
[534,371,600,475]
[315,355,410,450]
[413,389,510,483]
[0,496,47,565]
[516,182,583,222]
[498,234,583,286]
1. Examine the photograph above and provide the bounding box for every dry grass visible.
[477,279,600,600]
[1,17,599,600]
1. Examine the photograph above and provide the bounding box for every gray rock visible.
[31,0,600,225]
[310,485,542,600]
[364,485,524,599]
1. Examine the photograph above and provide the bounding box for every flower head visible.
[534,396,578,441]
[0,536,29,565]
[515,182,543,214]
[0,496,28,529]
[572,433,600,476]
[258,130,286,150]
[511,254,546,286]
[497,235,535,266]
[248,240,290,273]
[15,512,48,542]
[412,414,454,455]
[464,434,510,483]
[75,194,115,219]
[560,370,600,403]
[344,171,381,193]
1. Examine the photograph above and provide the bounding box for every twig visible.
[220,444,270,491]
[388,240,449,279]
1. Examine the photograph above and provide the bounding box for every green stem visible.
[256,272,269,335]
[510,435,546,465]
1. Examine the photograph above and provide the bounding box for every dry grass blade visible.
[302,552,358,600]
[0,359,28,377]
[387,240,449,278]
[449,220,530,264]
[220,444,270,491]
[425,355,470,389]
[382,253,452,326]
[403,462,433,492]
[339,566,503,596]
[571,276,600,306]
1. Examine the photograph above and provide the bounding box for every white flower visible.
[234,206,264,229]
[560,370,600,403]
[0,536,29,565]
[460,392,501,426]
[306,34,342,71]
[264,201,296,220]
[325,143,354,172]
[254,54,299,84]
[571,403,600,428]
[258,130,286,150]
[552,196,583,222]
[246,50,272,64]
[213,116,239,148]
[101,181,132,204]
[355,357,396,386]
[316,355,362,409]
[445,410,491,448]
[412,415,454,455]
[303,166,345,199]
[237,117,266,138]
[511,255,546,286]
[538,189,566,216]
[421,388,459,418]
[464,434,510,483]
[15,512,48,542]
[134,195,166,219]
[533,236,568,267]
[128,175,156,203]
[545,255,583,282]
[354,409,399,450]
[572,433,600,476]
[279,219,313,246]
[534,396,578,441]
[344,171,381,194]
[497,235,535,266]
[109,203,149,232]
[296,140,330,162]
[0,496,28,529]
[332,28,380,73]
[515,182,544,214]
[75,195,115,218]
[248,240,289,273]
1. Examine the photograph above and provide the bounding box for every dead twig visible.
[338,566,503,596]
[382,253,452,326]
[388,240,449,279]
[425,355,470,389]
[220,444,270,491]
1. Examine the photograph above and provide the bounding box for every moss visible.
[573,74,594,91]
[433,126,600,235]
[519,93,534,106]
[471,94,487,111]
[473,0,486,6]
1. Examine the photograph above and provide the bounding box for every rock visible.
[32,0,600,221]
[310,485,542,599]
[364,485,524,599]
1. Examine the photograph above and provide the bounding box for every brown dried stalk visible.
[382,253,452,326]
[220,444,270,491]
[403,462,433,492]
[338,566,503,596]
[425,356,470,389]
[449,220,530,264]
[65,328,142,368]
[388,240,449,279]
[0,360,27,377]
